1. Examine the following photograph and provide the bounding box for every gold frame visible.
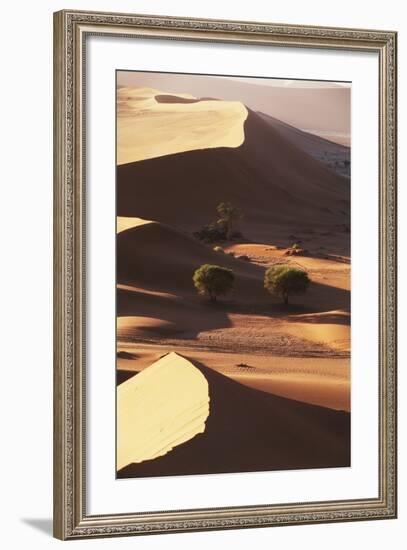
[53,9,397,540]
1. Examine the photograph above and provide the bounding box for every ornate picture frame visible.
[54,9,397,540]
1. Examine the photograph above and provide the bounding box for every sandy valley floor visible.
[117,244,350,412]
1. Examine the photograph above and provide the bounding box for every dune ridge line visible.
[117,86,248,164]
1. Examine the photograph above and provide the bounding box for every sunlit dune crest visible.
[117,352,210,470]
[117,86,248,164]
[117,216,152,233]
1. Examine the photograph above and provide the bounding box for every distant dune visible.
[155,94,203,104]
[118,352,350,478]
[258,112,350,154]
[117,106,349,231]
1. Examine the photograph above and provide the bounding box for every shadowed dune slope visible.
[117,109,349,229]
[258,112,350,156]
[116,286,233,340]
[117,220,264,297]
[118,355,350,478]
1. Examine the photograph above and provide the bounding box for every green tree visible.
[193,264,234,302]
[264,265,310,305]
[216,201,243,240]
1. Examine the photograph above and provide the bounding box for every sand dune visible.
[117,352,209,470]
[118,353,350,478]
[118,345,350,411]
[283,311,350,353]
[117,108,349,230]
[117,74,350,141]
[117,219,264,297]
[117,87,247,164]
[116,220,350,414]
[257,112,350,178]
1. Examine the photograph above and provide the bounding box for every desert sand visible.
[118,352,349,478]
[117,87,247,164]
[117,352,209,470]
[117,105,349,231]
[116,80,351,477]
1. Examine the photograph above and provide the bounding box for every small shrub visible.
[194,203,244,243]
[193,221,227,243]
[292,243,300,250]
[264,265,310,305]
[237,255,250,262]
[213,246,225,254]
[216,202,243,239]
[193,264,234,302]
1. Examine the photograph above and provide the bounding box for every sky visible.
[117,72,350,89]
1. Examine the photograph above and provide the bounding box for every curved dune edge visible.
[117,86,248,164]
[117,352,210,470]
[117,216,153,233]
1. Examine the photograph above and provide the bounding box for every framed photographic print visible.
[53,9,397,540]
